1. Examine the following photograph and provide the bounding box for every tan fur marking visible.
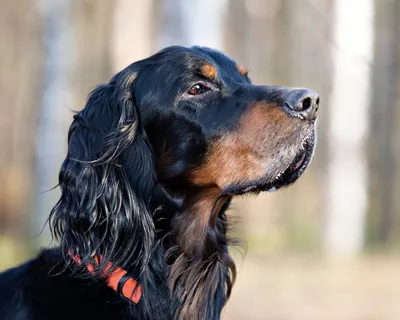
[237,65,248,77]
[200,64,218,80]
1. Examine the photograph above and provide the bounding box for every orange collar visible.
[70,254,142,303]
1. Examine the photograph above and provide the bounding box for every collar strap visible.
[69,254,142,304]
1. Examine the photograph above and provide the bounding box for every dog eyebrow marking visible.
[200,64,218,80]
[237,65,248,77]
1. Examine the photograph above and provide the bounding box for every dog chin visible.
[224,132,316,196]
[265,133,316,192]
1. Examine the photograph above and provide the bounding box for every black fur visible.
[0,46,318,320]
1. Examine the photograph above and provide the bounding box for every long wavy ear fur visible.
[49,65,156,277]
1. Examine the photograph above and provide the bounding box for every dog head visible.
[139,46,318,196]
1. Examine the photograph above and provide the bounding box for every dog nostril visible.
[282,88,319,119]
[301,97,311,111]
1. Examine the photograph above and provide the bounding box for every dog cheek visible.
[188,136,267,188]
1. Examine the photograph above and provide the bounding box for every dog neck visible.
[154,186,235,320]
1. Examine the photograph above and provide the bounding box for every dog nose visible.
[283,88,320,121]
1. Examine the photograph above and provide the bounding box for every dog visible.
[0,46,319,320]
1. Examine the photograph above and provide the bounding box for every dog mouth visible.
[264,135,314,192]
[226,133,315,196]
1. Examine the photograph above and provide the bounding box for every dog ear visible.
[50,64,156,276]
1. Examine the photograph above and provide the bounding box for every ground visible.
[224,254,400,320]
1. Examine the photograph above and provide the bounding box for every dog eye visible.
[188,84,207,95]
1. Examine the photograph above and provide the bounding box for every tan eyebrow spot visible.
[237,65,248,77]
[200,64,217,80]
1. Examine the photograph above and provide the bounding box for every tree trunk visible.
[111,0,154,72]
[366,0,400,246]
[35,0,114,247]
[0,0,43,258]
[324,0,374,256]
[35,0,74,246]
[156,0,226,49]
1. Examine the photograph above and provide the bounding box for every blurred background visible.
[1,0,400,319]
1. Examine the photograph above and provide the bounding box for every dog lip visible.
[291,149,307,172]
[266,186,277,193]
[267,134,315,190]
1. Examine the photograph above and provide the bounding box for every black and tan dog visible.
[0,46,319,320]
